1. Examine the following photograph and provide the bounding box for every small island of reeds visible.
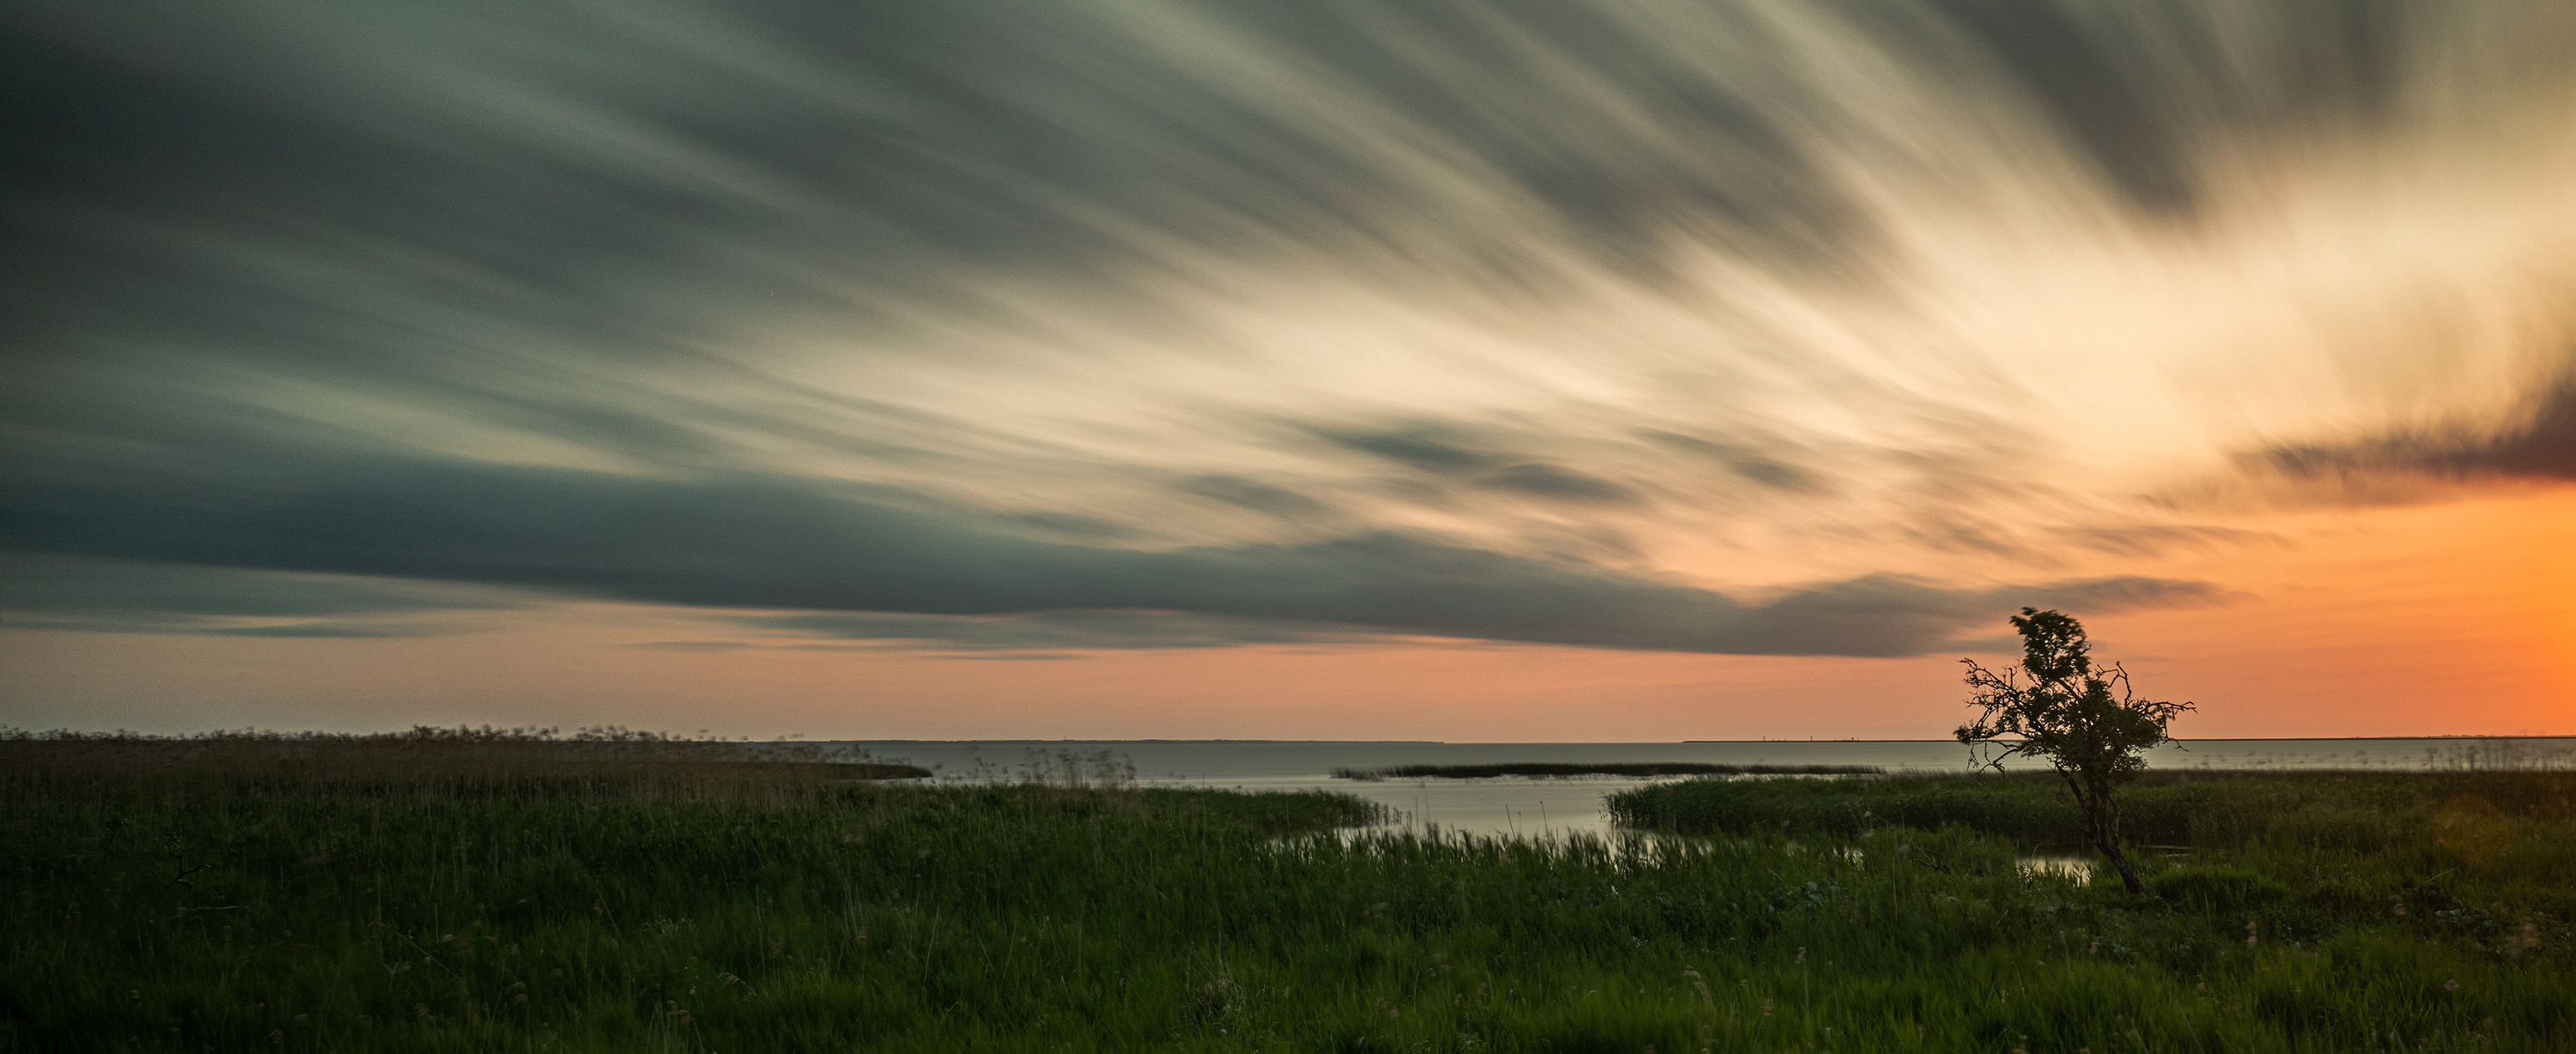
[1332,760,1884,780]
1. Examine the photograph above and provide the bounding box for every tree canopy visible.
[1956,608,2193,893]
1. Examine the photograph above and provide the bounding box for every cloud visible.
[1306,425,1652,510]
[1,453,2225,656]
[726,610,1380,652]
[1473,463,1647,506]
[2053,524,2281,560]
[195,622,418,639]
[1172,475,1341,523]
[1319,427,1504,475]
[2257,379,2576,486]
[1637,430,1835,494]
[0,553,507,637]
[996,511,1143,542]
[1,0,2567,667]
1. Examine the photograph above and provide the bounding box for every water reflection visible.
[1290,827,2105,888]
[1255,773,1636,840]
[2017,856,2094,881]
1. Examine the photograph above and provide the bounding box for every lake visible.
[832,736,2576,839]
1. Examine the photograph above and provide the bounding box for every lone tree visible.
[1956,608,2193,893]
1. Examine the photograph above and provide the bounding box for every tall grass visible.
[1606,768,2576,851]
[5,734,2568,1051]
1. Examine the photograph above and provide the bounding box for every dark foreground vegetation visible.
[7,731,2572,1052]
[1334,762,1883,780]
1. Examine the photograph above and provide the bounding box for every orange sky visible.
[7,488,2566,740]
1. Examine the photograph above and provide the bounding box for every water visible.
[834,737,2576,840]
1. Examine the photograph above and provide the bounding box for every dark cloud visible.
[2257,380,2576,486]
[0,553,505,636]
[1311,428,1645,506]
[2402,381,2576,482]
[1637,430,1833,494]
[1174,476,1340,522]
[0,0,1831,372]
[2467,385,2576,480]
[1473,463,1646,506]
[1,0,2434,351]
[0,0,2514,411]
[1212,0,1866,278]
[726,610,1378,652]
[1724,458,1823,493]
[0,546,507,628]
[0,554,487,619]
[0,452,2225,657]
[1846,0,2415,218]
[1318,427,1504,475]
[997,511,1142,542]
[196,622,416,639]
[1909,0,2199,215]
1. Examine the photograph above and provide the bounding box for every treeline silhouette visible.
[0,725,929,799]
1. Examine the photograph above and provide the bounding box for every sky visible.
[3,0,2572,740]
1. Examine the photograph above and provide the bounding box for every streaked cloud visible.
[0,450,2224,655]
[2257,379,2576,486]
[3,0,2569,663]
[0,553,509,637]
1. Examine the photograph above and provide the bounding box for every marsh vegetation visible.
[4,730,2569,1051]
[1332,762,1883,781]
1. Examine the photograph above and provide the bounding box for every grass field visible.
[5,731,2571,1051]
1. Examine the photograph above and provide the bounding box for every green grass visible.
[1332,762,1884,780]
[5,734,2572,1051]
[1606,767,2576,851]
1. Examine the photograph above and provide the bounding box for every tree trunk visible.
[2064,771,2146,894]
[2097,834,2144,894]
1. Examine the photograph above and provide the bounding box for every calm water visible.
[835,737,2576,840]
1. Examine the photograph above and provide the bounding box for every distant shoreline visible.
[811,735,2573,745]
[1681,735,2576,743]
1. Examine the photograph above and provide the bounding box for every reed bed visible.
[3,733,2568,1051]
[1606,767,2576,850]
[1332,761,1884,781]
